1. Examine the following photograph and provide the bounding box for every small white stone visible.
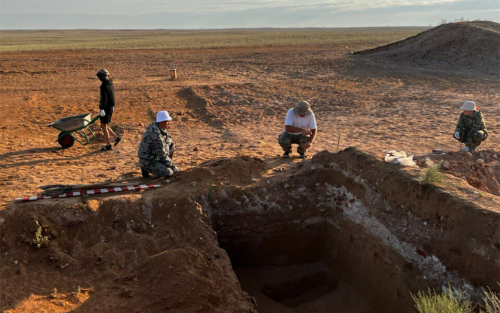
[423,221,428,226]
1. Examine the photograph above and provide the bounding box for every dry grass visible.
[480,286,500,313]
[412,287,474,313]
[0,27,428,52]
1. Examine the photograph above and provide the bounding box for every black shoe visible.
[114,136,122,147]
[100,145,113,151]
[141,167,150,178]
[299,152,307,158]
[283,151,291,158]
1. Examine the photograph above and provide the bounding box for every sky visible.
[1,0,499,29]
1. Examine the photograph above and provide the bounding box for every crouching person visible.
[453,101,488,152]
[278,100,317,158]
[138,110,179,178]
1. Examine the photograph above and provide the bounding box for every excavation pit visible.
[206,148,500,313]
[0,149,498,313]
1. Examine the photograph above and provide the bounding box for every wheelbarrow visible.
[49,113,100,148]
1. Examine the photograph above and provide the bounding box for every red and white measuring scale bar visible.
[15,184,161,202]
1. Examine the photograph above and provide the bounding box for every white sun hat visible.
[156,110,173,122]
[460,101,477,111]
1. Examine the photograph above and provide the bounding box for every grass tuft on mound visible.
[419,161,443,186]
[412,287,474,313]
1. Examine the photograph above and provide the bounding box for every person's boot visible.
[164,168,174,178]
[141,167,150,178]
[299,152,307,158]
[283,151,291,158]
[100,145,113,151]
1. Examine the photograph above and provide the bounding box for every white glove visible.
[454,131,460,139]
[100,110,106,117]
[172,166,179,173]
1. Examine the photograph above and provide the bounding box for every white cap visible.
[156,110,173,122]
[460,101,477,111]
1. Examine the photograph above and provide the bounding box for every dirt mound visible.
[1,147,499,313]
[354,21,500,74]
[414,149,500,197]
[0,157,265,313]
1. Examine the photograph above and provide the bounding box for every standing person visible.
[138,110,179,178]
[278,100,317,158]
[453,100,488,152]
[96,68,121,151]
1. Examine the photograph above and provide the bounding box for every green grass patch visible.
[419,161,444,186]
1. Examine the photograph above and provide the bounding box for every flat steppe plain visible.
[0,27,498,205]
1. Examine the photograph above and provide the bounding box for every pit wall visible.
[207,148,500,313]
[0,193,258,313]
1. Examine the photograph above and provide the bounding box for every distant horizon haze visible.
[1,0,498,29]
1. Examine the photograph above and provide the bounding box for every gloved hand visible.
[172,166,179,173]
[454,131,460,139]
[100,110,106,117]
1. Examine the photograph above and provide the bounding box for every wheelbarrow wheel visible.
[57,132,75,148]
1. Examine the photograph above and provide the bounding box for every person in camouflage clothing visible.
[453,101,488,152]
[138,111,179,178]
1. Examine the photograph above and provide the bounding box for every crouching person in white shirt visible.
[278,100,317,158]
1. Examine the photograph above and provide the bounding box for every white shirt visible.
[283,108,317,135]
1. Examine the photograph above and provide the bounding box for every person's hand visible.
[100,110,106,117]
[454,131,460,139]
[304,142,312,150]
[172,166,179,173]
[302,128,312,136]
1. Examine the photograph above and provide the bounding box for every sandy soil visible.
[0,45,498,206]
[0,24,499,312]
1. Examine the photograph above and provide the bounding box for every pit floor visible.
[235,266,374,313]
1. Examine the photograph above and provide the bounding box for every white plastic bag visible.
[397,155,416,166]
[384,150,416,166]
[385,150,406,164]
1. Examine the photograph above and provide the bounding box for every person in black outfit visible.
[96,68,121,151]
